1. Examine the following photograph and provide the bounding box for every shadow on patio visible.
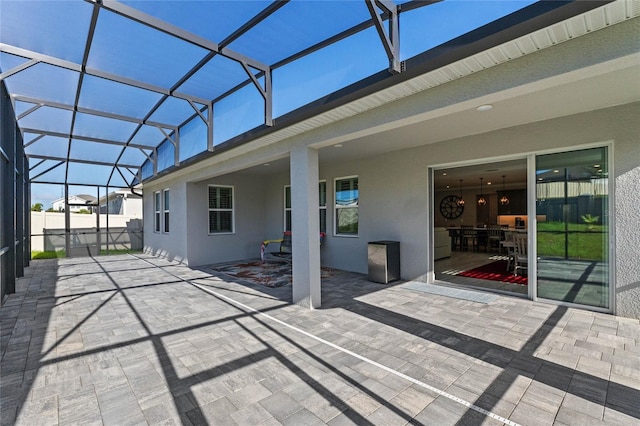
[1,253,638,425]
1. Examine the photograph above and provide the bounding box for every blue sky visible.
[22,1,536,208]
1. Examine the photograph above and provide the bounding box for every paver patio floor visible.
[1,254,639,425]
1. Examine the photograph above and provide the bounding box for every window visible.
[163,189,170,233]
[335,176,358,236]
[284,181,326,233]
[209,185,234,234]
[153,191,160,233]
[319,181,327,234]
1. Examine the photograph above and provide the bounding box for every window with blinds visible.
[284,181,326,233]
[208,185,234,234]
[335,176,358,236]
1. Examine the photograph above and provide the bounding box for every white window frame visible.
[162,189,170,233]
[319,180,327,235]
[284,185,291,232]
[153,191,161,233]
[334,175,359,237]
[208,185,235,235]
[284,180,326,233]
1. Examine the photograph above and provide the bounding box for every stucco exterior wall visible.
[143,180,188,263]
[256,104,640,306]
[184,173,267,267]
[139,18,639,316]
[612,121,640,319]
[142,104,638,317]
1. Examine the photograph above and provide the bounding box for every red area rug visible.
[458,260,527,285]
[211,260,337,288]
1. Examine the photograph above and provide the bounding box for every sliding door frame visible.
[530,141,615,315]
[429,140,615,315]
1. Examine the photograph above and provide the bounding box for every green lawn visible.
[537,221,607,260]
[31,250,66,259]
[31,249,142,259]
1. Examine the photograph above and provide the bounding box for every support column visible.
[64,184,71,257]
[290,145,321,309]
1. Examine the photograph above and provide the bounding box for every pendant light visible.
[477,177,486,206]
[457,179,465,206]
[500,175,510,205]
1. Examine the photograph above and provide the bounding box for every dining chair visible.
[513,233,528,276]
[502,231,516,272]
[449,228,463,251]
[461,225,476,251]
[487,225,503,253]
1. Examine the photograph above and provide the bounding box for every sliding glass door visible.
[535,147,610,309]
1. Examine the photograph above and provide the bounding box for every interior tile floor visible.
[435,251,528,296]
[435,251,608,307]
[1,254,638,425]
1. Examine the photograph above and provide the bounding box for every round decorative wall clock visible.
[439,195,464,219]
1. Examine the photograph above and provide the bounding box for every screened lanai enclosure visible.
[0,0,625,302]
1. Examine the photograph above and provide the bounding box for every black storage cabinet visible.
[367,241,400,284]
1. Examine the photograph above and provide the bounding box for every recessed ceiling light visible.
[446,185,450,189]
[538,177,543,181]
[553,169,559,173]
[594,164,600,168]
[334,144,343,148]
[476,104,493,112]
[442,172,447,176]
[487,182,492,185]
[263,163,270,166]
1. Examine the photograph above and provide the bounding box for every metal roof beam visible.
[156,126,176,146]
[65,3,101,187]
[187,100,207,124]
[153,126,180,167]
[29,158,47,172]
[30,161,65,182]
[93,0,277,131]
[0,44,210,105]
[166,0,289,146]
[152,149,158,176]
[123,167,137,177]
[20,128,155,150]
[23,134,45,149]
[12,95,177,129]
[114,166,134,188]
[220,1,290,49]
[95,0,270,72]
[29,154,141,169]
[0,58,39,81]
[207,103,213,152]
[366,0,401,73]
[0,44,81,71]
[138,148,154,163]
[210,1,440,110]
[17,103,42,121]
[88,68,209,105]
[239,62,273,126]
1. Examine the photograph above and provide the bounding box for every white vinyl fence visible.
[31,212,143,252]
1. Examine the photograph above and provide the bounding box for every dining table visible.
[446,226,526,252]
